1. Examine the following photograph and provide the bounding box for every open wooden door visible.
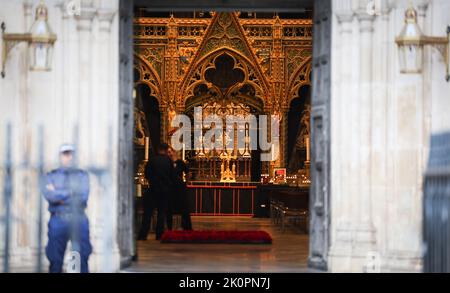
[118,0,136,268]
[308,0,332,271]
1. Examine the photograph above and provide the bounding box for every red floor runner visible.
[160,230,273,244]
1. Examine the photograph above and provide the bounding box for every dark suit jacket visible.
[145,155,176,195]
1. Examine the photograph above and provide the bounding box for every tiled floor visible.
[124,216,309,273]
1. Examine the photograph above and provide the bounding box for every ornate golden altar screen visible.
[188,98,255,182]
[133,11,313,184]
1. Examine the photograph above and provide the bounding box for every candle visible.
[145,137,149,161]
[271,143,276,161]
[306,136,310,162]
[136,184,142,198]
[182,143,186,161]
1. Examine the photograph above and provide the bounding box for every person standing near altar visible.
[143,143,177,240]
[168,147,193,231]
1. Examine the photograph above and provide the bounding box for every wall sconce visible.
[1,1,57,78]
[395,5,449,82]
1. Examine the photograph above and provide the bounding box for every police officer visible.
[43,144,92,273]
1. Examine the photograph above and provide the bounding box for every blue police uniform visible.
[44,167,92,273]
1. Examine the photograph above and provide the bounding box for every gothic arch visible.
[133,54,163,104]
[287,57,312,103]
[179,48,268,109]
[177,12,272,109]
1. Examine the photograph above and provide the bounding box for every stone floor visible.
[124,216,309,273]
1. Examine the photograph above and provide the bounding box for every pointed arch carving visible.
[178,12,271,108]
[133,53,163,104]
[179,48,268,108]
[287,57,312,103]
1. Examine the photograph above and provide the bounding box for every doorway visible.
[118,0,331,271]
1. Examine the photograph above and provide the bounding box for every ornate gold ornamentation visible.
[133,12,313,173]
[134,12,312,111]
[133,56,163,104]
[220,151,237,183]
[178,13,272,107]
[287,59,312,103]
[135,46,164,78]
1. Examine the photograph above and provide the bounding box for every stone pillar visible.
[96,8,120,273]
[20,0,32,154]
[58,0,80,140]
[95,10,116,164]
[75,1,98,272]
[381,0,426,272]
[75,2,96,165]
[374,0,392,260]
[353,4,377,269]
[329,4,355,270]
[417,0,432,171]
[9,0,35,270]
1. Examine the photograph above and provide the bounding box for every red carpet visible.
[160,230,273,244]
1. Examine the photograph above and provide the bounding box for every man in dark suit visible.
[139,143,176,240]
[168,146,192,231]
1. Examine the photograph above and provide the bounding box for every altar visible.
[187,182,309,217]
[187,182,257,216]
[132,11,313,219]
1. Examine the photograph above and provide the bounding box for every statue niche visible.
[288,103,310,172]
[288,85,311,174]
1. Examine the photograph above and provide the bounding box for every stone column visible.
[96,8,120,272]
[381,0,427,272]
[417,0,432,171]
[370,1,392,269]
[94,10,116,164]
[329,4,355,269]
[75,2,96,165]
[354,3,377,267]
[165,15,179,143]
[75,1,97,271]
[20,0,33,157]
[57,0,80,141]
[10,0,35,270]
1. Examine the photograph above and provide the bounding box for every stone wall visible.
[1,0,449,274]
[329,0,450,272]
[0,0,121,272]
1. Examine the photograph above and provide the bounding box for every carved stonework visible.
[135,47,164,78]
[133,57,162,103]
[134,12,313,171]
[134,12,312,114]
[286,47,313,80]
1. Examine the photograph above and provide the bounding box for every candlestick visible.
[144,137,149,161]
[136,184,142,198]
[271,143,276,161]
[306,136,310,162]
